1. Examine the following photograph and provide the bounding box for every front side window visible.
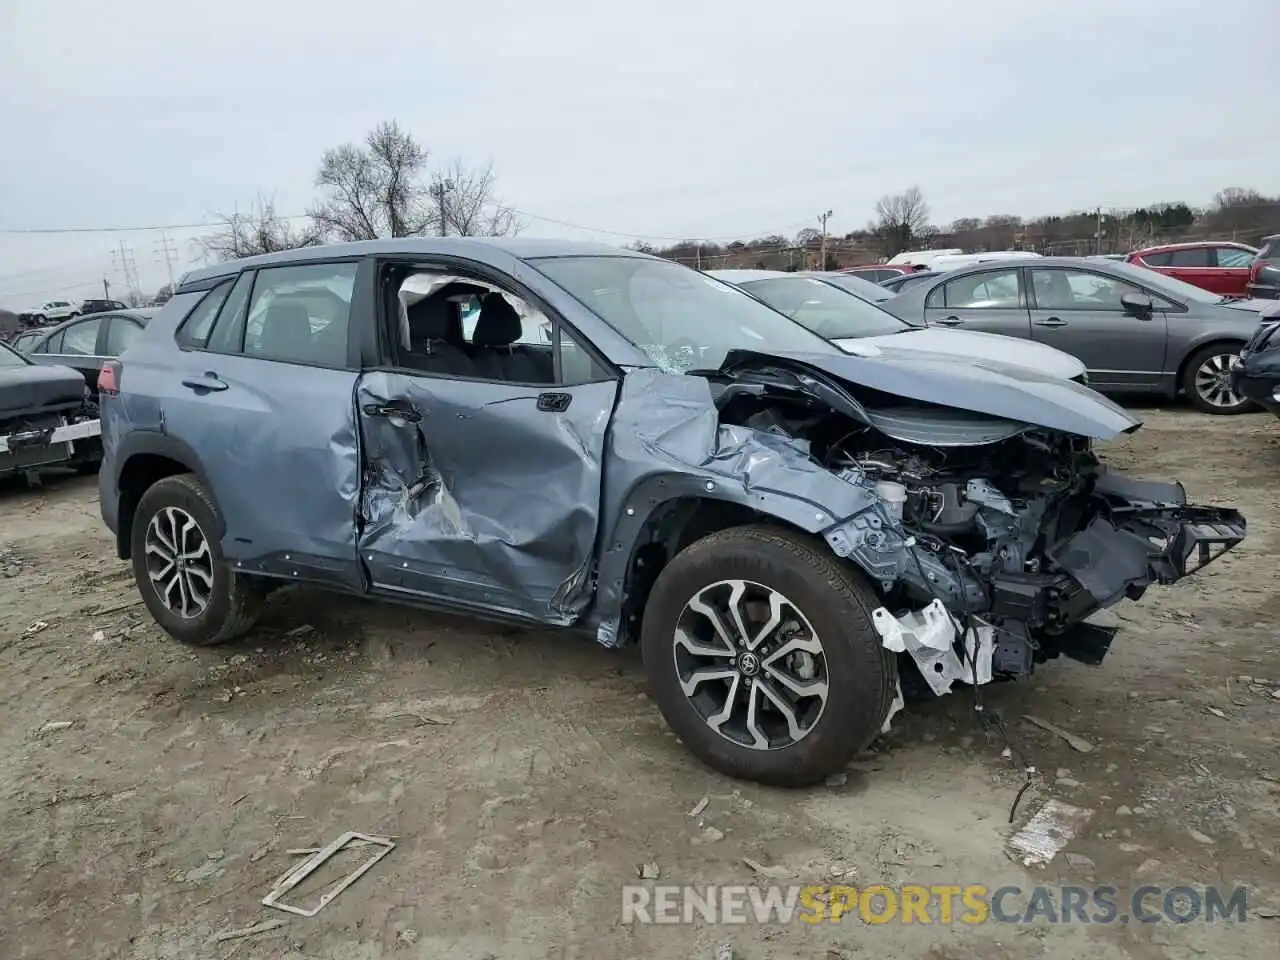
[1216,247,1255,268]
[392,270,610,385]
[1030,268,1142,311]
[60,316,103,355]
[531,256,837,372]
[105,317,143,355]
[242,263,357,366]
[740,278,908,339]
[940,268,1023,309]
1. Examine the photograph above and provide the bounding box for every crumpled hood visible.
[721,345,1141,440]
[837,327,1087,381]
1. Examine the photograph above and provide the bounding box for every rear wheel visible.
[640,524,895,787]
[130,474,263,646]
[1183,343,1251,414]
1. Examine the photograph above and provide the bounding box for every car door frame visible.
[156,255,374,593]
[1024,263,1173,391]
[922,264,1033,338]
[353,253,622,627]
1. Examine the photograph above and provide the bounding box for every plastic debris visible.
[1006,799,1093,867]
[1022,715,1095,753]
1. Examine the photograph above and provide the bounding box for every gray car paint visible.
[98,238,1226,655]
[882,256,1264,395]
[710,270,1086,380]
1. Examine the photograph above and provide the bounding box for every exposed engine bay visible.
[711,357,1246,693]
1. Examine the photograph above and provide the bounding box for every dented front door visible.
[355,371,618,624]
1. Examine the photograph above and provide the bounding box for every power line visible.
[0,209,812,244]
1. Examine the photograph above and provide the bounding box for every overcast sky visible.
[1,0,1276,308]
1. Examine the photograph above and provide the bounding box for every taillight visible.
[1249,260,1264,283]
[97,360,121,396]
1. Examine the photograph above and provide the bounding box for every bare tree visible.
[433,161,521,237]
[869,185,934,257]
[794,227,822,245]
[309,121,433,240]
[195,197,323,263]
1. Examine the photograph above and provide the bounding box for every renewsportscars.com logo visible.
[621,884,1250,926]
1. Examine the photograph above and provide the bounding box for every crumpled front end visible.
[663,355,1246,699]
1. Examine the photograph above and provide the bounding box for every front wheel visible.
[33,315,45,324]
[130,474,263,646]
[640,524,895,787]
[1183,343,1252,414]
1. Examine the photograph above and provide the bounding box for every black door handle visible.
[362,400,422,423]
[537,392,572,413]
[934,315,962,326]
[181,372,228,392]
[1034,317,1068,327]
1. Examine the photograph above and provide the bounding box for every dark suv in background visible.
[81,299,130,315]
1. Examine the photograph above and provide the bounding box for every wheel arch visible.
[591,472,848,648]
[1174,335,1248,397]
[113,433,217,560]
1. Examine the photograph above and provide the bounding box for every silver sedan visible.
[882,256,1269,414]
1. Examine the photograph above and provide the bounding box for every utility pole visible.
[818,210,833,270]
[154,230,179,289]
[110,242,140,304]
[102,278,111,300]
[430,180,452,237]
[1095,206,1103,255]
[696,244,702,271]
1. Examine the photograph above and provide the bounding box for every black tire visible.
[640,524,896,787]
[130,473,263,646]
[1182,343,1252,415]
[33,315,45,324]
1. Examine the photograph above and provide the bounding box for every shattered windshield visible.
[531,255,839,372]
[739,277,910,339]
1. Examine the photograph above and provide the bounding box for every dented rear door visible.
[355,372,618,624]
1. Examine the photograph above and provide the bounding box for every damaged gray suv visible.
[98,239,1245,786]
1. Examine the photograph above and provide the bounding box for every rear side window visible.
[1140,251,1173,266]
[176,280,235,348]
[242,263,357,367]
[1169,248,1211,267]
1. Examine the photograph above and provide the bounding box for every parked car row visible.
[8,309,156,397]
[714,256,1274,414]
[16,297,131,327]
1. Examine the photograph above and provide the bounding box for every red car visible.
[1126,241,1259,298]
[841,264,918,284]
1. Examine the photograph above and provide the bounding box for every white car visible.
[26,300,79,324]
[706,269,1087,382]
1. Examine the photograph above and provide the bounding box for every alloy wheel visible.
[144,506,214,618]
[1193,352,1245,410]
[672,579,829,751]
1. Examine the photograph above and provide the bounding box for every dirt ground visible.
[1,406,1278,960]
